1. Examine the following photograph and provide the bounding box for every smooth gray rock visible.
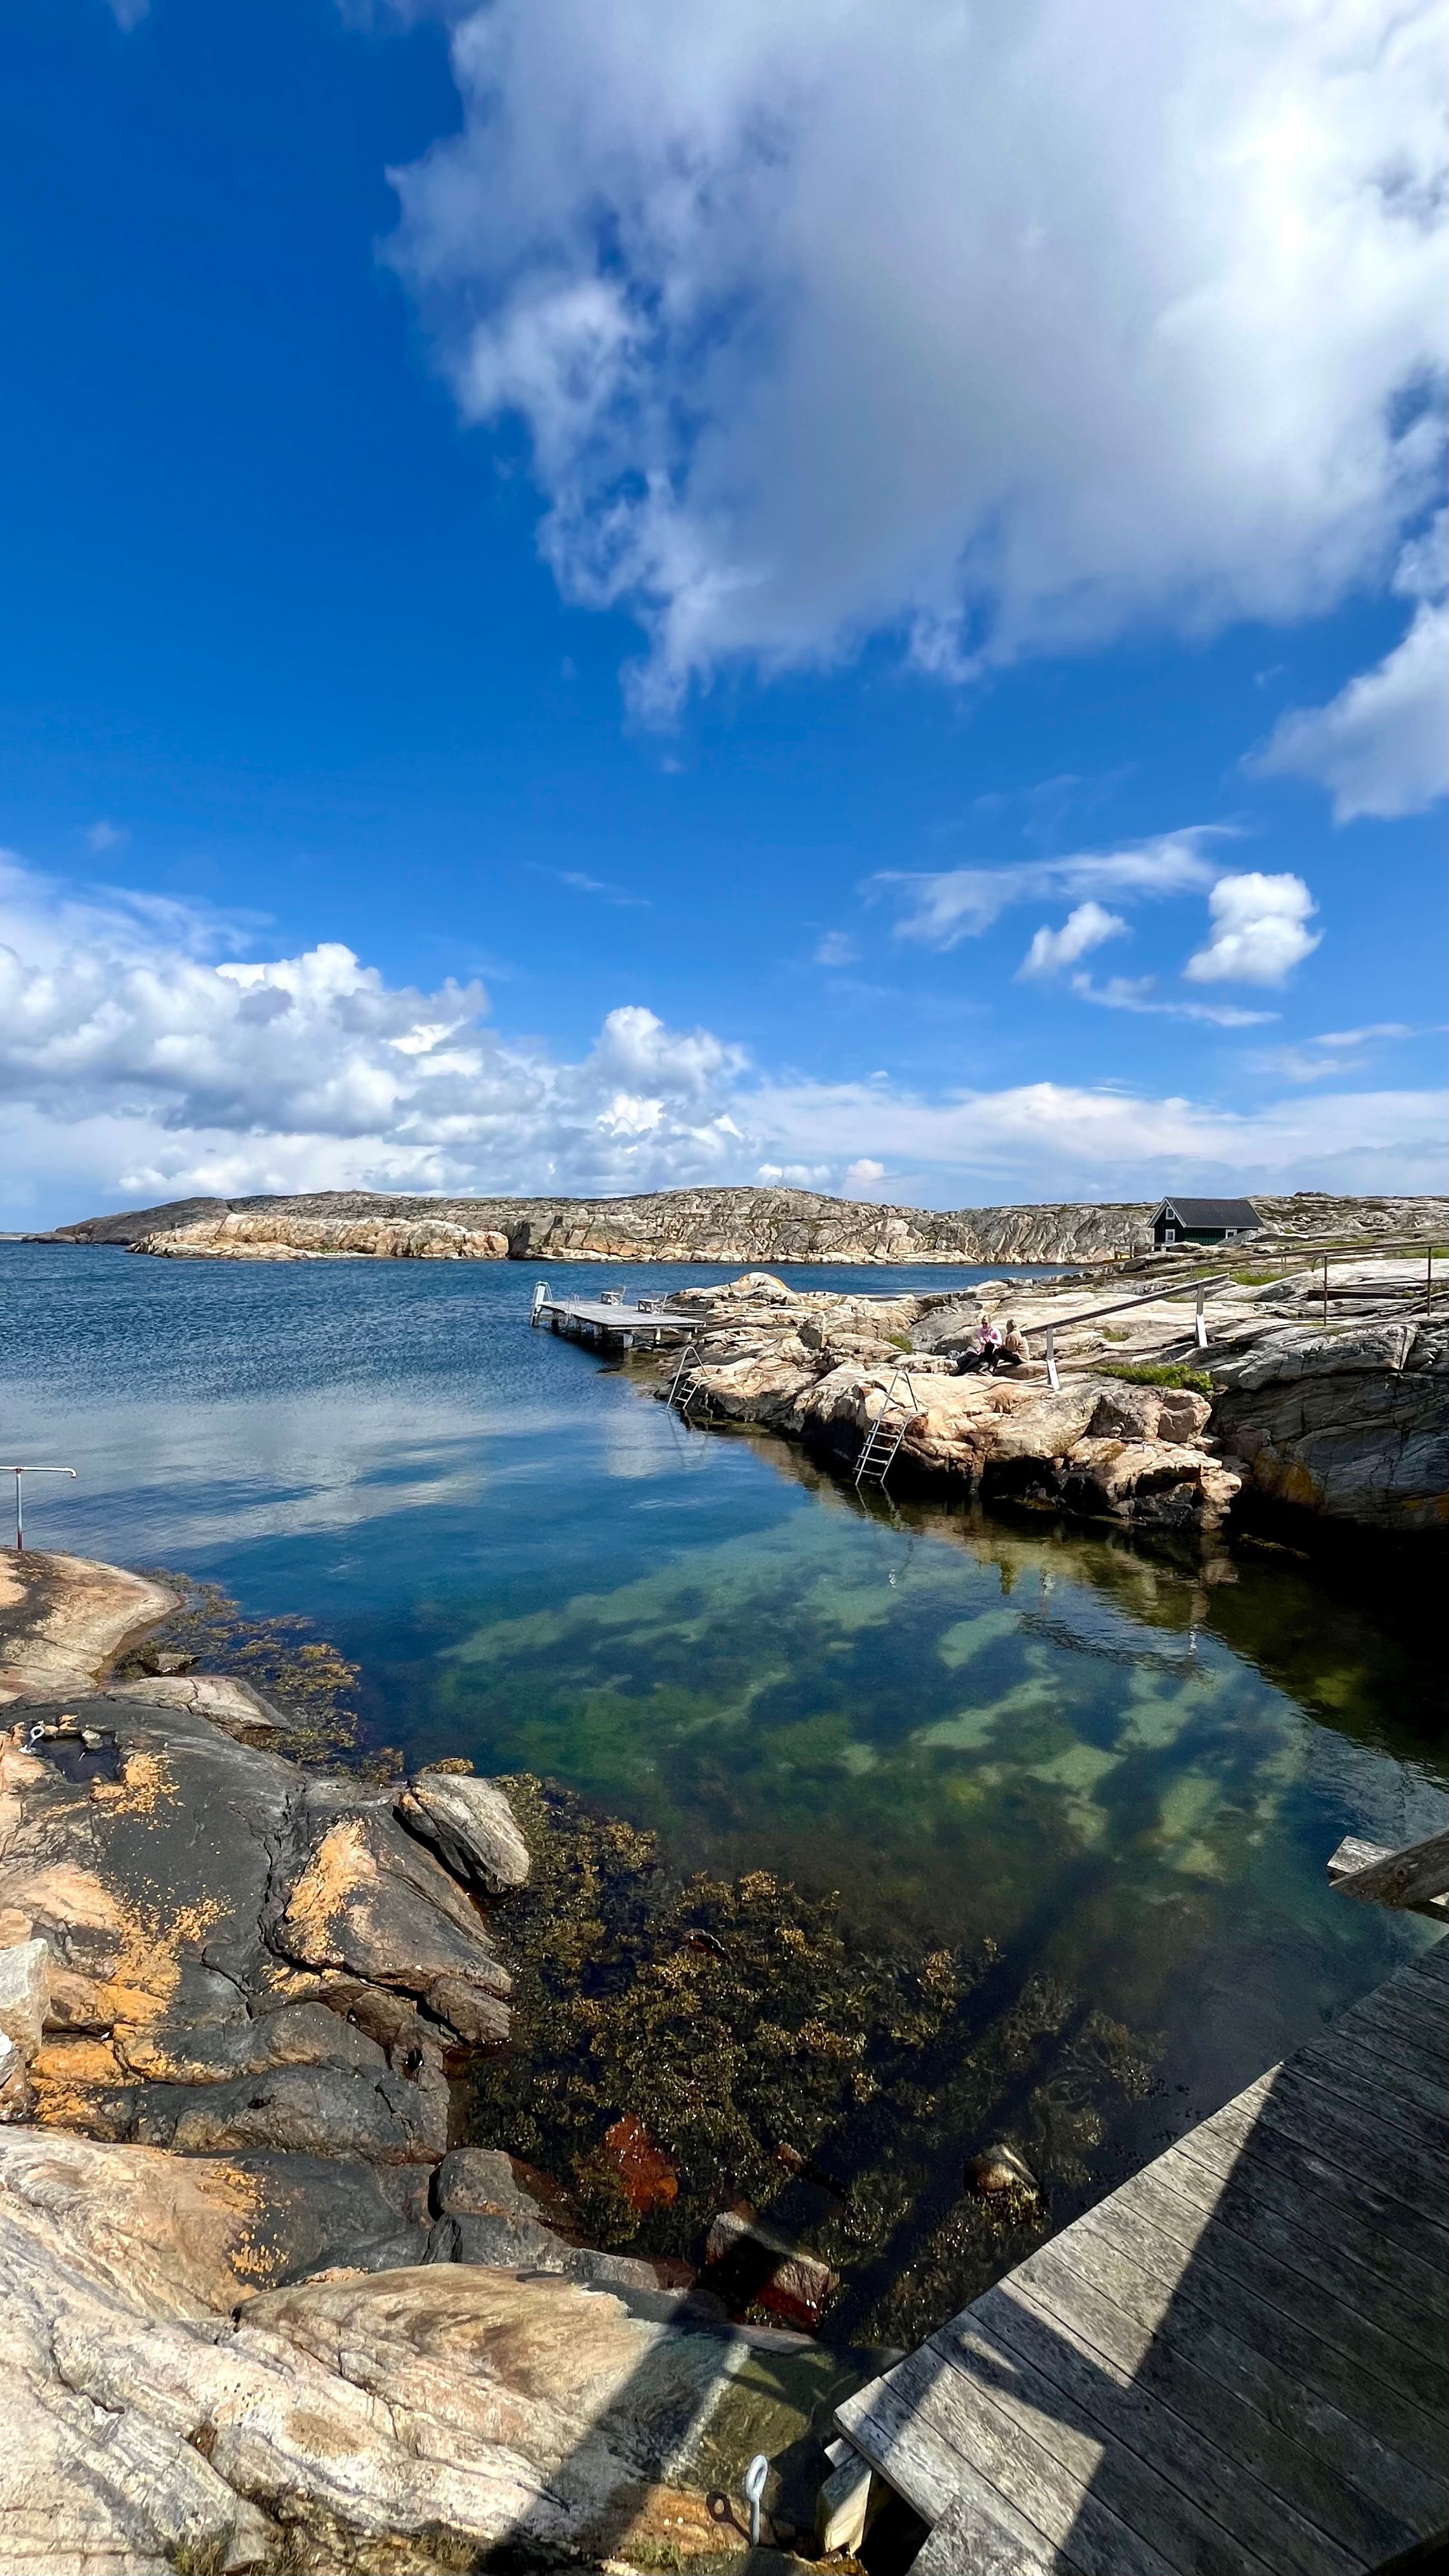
[1210,1319,1449,1529]
[397,1770,530,1892]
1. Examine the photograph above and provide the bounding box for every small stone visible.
[964,2142,1037,2198]
[0,1939,52,2064]
[133,1649,194,1677]
[396,1774,530,1894]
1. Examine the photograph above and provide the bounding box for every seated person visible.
[954,1313,1001,1373]
[992,1318,1029,1370]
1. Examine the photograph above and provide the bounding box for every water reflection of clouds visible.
[0,1385,494,1556]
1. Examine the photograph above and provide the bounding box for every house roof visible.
[1153,1197,1261,1228]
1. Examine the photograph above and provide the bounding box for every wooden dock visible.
[835,1936,1449,2573]
[530,1284,702,1350]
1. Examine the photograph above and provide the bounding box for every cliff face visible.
[47,1186,1449,1266]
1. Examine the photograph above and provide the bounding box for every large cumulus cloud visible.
[387,0,1446,713]
[1,857,1443,1224]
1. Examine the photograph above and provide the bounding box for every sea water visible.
[3,1240,1443,2198]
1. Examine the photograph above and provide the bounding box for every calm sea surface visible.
[3,1241,1444,2189]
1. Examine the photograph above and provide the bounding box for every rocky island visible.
[39,1183,1449,1266]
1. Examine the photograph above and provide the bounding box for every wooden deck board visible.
[1068,2186,1449,2470]
[836,1942,1449,2573]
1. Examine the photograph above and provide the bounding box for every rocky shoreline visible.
[38,1183,1449,1268]
[642,1259,1448,1539]
[0,1550,1158,2572]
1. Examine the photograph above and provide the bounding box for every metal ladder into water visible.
[853,1368,920,1492]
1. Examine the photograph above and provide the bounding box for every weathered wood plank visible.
[1001,2248,1446,2567]
[1397,1940,1449,1998]
[1177,2058,1449,2226]
[1348,1981,1449,2060]
[1119,2158,1449,2422]
[1168,2091,1449,2290]
[910,2481,1065,2576]
[873,2337,1256,2576]
[1064,2186,1449,2475]
[1286,2039,1449,2151]
[839,2352,1178,2576]
[953,2288,1366,2576]
[1307,2015,1449,2118]
[1328,1838,1449,1921]
[1332,1827,1449,1910]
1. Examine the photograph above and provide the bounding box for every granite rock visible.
[397,1768,531,1894]
[1209,1319,1449,1531]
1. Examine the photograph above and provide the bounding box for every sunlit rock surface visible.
[48,1182,1449,1264]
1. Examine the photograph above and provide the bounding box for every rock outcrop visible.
[653,1267,1448,1538]
[0,2122,842,2573]
[0,1553,870,2568]
[47,1184,1449,1266]
[1209,1318,1449,1534]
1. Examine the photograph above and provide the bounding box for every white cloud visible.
[884,830,1222,949]
[1252,1021,1413,1080]
[102,0,149,24]
[1019,901,1127,979]
[1183,872,1320,986]
[85,821,128,853]
[386,0,1447,715]
[0,855,746,1219]
[815,930,859,969]
[745,1073,1448,1200]
[1253,601,1449,820]
[1,853,1439,1224]
[1069,973,1276,1027]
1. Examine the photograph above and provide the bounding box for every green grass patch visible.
[1096,1361,1213,1394]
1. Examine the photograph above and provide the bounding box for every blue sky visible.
[1,0,1444,1227]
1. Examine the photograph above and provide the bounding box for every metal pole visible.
[5,1465,77,1551]
[1196,1283,1208,1350]
[1322,1253,1328,1327]
[1045,1326,1059,1392]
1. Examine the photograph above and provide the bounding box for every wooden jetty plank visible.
[921,2310,1301,2576]
[950,2290,1367,2576]
[1178,2060,1449,2246]
[1113,2159,1449,2424]
[1014,2204,1449,2524]
[1306,2016,1449,2118]
[1235,2068,1448,2224]
[1287,2040,1449,2151]
[1070,2186,1449,2476]
[1333,1826,1449,1910]
[1149,2129,1449,2337]
[842,2343,1204,2576]
[999,2256,1444,2569]
[839,1945,1448,2573]
[910,2482,1065,2576]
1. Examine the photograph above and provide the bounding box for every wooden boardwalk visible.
[836,1939,1449,2574]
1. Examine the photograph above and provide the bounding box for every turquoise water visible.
[2,1241,1443,2190]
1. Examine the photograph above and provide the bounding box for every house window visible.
[1164,1228,1176,1243]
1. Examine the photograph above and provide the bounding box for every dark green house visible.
[1152,1196,1261,1248]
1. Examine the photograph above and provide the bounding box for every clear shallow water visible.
[3,1241,1444,2187]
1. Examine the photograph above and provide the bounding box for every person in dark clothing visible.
[992,1318,1028,1371]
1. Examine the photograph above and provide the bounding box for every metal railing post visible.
[1044,1326,1059,1392]
[1196,1283,1208,1350]
[5,1465,76,1551]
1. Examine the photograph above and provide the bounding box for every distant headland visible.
[34,1184,1448,1267]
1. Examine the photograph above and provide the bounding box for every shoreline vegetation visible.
[0,1546,1156,2571]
